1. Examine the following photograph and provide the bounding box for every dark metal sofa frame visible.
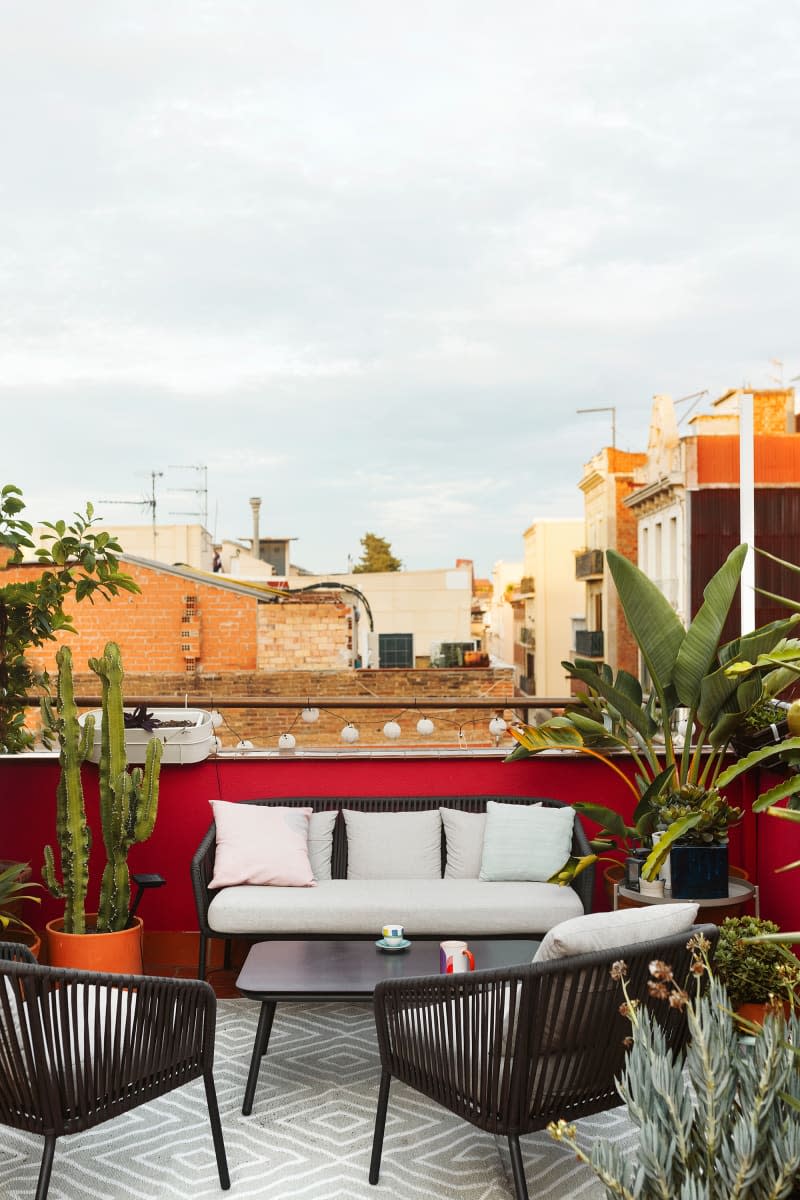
[370,923,719,1200]
[191,795,594,980]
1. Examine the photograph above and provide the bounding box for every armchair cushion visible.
[533,902,700,962]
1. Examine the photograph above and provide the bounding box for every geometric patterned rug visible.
[0,1000,636,1198]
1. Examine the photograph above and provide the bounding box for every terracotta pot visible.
[1,928,42,960]
[735,1000,792,1028]
[603,862,625,905]
[45,916,143,974]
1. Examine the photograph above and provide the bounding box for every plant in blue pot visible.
[508,544,800,897]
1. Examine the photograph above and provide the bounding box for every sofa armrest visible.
[190,823,217,936]
[569,812,595,912]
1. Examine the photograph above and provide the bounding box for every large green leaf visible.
[571,802,632,840]
[716,736,800,788]
[566,661,656,742]
[718,616,800,666]
[673,544,747,707]
[706,675,764,748]
[753,774,800,812]
[506,718,584,757]
[641,813,704,880]
[606,550,685,692]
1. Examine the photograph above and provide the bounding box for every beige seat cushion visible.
[207,878,584,936]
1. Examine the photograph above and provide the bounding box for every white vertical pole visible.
[740,390,756,634]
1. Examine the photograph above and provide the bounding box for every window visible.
[378,633,413,668]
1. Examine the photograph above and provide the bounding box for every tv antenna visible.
[166,464,209,528]
[99,470,163,557]
[674,389,709,425]
[576,406,616,448]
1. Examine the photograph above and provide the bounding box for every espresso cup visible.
[382,924,404,945]
[439,940,475,974]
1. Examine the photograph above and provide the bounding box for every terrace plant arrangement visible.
[508,544,800,897]
[41,640,162,972]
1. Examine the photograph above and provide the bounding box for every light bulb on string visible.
[416,716,435,736]
[383,720,401,740]
[301,707,319,724]
[340,724,360,744]
[489,716,508,741]
[210,711,223,729]
[236,739,254,750]
[278,732,296,750]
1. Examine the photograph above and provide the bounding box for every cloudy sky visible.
[2,2,799,575]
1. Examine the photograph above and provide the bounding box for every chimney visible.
[249,497,261,559]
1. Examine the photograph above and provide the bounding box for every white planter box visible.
[79,708,215,765]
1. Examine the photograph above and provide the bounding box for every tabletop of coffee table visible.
[235,937,541,1002]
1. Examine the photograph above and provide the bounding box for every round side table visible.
[615,878,759,923]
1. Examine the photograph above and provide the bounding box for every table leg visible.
[242,1000,277,1115]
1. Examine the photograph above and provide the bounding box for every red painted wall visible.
[0,752,789,933]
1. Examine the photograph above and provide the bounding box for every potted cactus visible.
[42,641,162,972]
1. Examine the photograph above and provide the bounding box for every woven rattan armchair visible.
[370,924,718,1200]
[0,943,230,1199]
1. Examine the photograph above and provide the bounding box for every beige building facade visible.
[516,519,584,696]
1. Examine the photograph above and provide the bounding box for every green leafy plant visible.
[0,861,41,939]
[42,642,162,934]
[508,544,800,881]
[549,943,800,1199]
[715,916,800,1009]
[0,484,140,753]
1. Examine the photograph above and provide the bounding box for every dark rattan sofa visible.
[191,795,594,980]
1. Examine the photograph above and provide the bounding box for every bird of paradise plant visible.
[508,544,800,883]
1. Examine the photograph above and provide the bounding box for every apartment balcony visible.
[575,629,604,658]
[575,549,604,580]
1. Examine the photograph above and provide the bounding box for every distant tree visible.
[352,532,402,573]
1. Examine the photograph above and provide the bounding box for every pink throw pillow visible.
[209,801,316,888]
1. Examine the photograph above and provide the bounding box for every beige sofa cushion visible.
[207,878,584,937]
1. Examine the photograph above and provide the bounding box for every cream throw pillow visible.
[209,800,316,888]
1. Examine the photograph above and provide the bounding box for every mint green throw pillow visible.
[479,801,575,882]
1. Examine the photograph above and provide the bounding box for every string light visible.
[488,716,508,738]
[236,739,254,750]
[383,720,401,739]
[416,716,435,736]
[340,723,360,744]
[278,732,297,750]
[210,711,223,729]
[301,707,319,723]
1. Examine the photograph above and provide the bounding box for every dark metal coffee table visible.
[235,937,540,1114]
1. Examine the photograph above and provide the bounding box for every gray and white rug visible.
[0,1000,635,1199]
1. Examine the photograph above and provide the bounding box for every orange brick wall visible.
[3,561,260,675]
[257,601,352,670]
[696,434,800,485]
[613,475,640,675]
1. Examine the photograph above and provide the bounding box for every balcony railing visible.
[575,629,604,658]
[575,549,604,580]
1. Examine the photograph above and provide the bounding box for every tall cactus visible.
[43,640,162,935]
[42,646,94,934]
[90,641,162,933]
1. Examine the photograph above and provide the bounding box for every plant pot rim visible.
[45,915,143,938]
